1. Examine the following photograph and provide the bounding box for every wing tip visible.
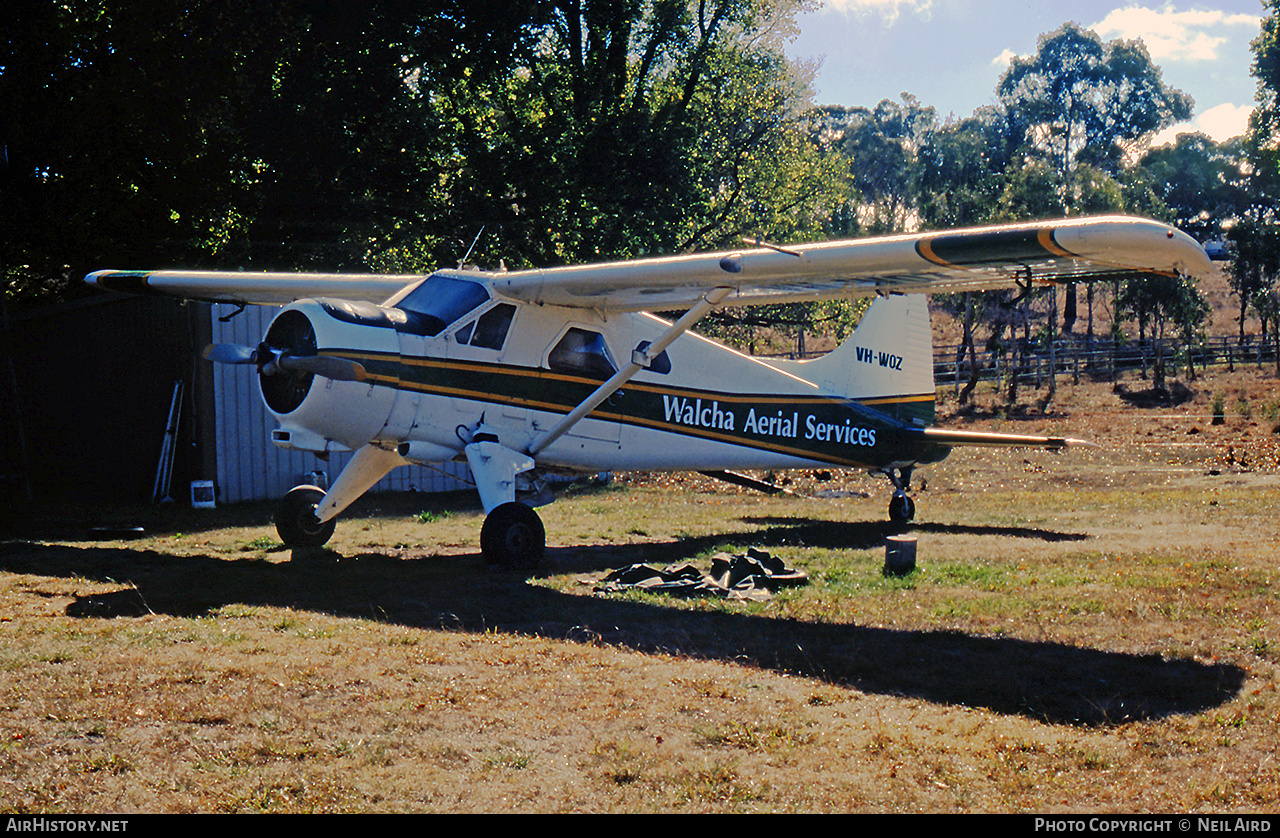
[86,270,156,294]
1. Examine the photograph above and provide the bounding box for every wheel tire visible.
[480,502,546,567]
[276,485,336,548]
[888,494,916,524]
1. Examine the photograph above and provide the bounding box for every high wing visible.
[86,269,416,306]
[492,215,1215,311]
[87,215,1214,311]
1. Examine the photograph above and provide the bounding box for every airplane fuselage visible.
[262,272,951,477]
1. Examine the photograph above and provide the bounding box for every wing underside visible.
[86,215,1214,311]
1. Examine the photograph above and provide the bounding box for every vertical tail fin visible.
[790,294,935,425]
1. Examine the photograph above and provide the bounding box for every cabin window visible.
[548,328,617,379]
[634,341,671,375]
[393,274,490,336]
[469,304,516,350]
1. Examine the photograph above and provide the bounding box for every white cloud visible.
[1198,102,1254,140]
[992,48,1020,68]
[1092,5,1260,63]
[1153,102,1254,144]
[824,0,934,22]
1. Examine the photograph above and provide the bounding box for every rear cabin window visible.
[548,328,617,379]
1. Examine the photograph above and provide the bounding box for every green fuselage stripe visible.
[323,349,944,467]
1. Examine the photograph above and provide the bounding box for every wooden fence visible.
[765,333,1280,390]
[933,333,1280,392]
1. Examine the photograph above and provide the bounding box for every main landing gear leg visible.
[881,466,916,524]
[464,432,546,567]
[276,444,407,549]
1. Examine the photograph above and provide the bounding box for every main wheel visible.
[480,502,545,567]
[888,494,916,524]
[276,485,336,548]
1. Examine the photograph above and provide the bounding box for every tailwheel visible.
[480,501,546,567]
[276,485,336,548]
[888,493,916,524]
[880,466,916,525]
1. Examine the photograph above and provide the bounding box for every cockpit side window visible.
[469,304,516,350]
[548,328,617,379]
[393,274,489,336]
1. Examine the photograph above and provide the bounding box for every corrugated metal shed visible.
[2,293,209,502]
[209,303,471,504]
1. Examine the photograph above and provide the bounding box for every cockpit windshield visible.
[392,274,490,336]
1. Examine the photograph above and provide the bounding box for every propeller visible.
[276,353,367,382]
[203,343,258,364]
[202,343,367,382]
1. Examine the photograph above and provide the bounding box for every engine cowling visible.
[263,300,401,452]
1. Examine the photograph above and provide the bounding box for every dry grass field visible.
[2,366,1279,813]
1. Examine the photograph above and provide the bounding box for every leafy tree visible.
[1138,133,1249,242]
[4,0,842,313]
[1224,2,1280,350]
[1227,217,1280,340]
[1250,0,1280,179]
[917,109,1013,230]
[998,23,1192,200]
[490,0,854,355]
[3,0,268,301]
[473,0,834,270]
[996,23,1192,337]
[1118,274,1209,390]
[808,95,936,235]
[1,1,546,303]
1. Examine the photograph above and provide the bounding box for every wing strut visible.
[527,286,733,456]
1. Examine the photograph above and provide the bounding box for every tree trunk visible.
[1153,318,1166,392]
[1047,286,1057,404]
[958,294,979,404]
[1086,282,1095,359]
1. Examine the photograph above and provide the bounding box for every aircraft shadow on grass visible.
[0,534,1242,728]
[735,516,1091,549]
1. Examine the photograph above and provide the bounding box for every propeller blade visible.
[277,354,368,382]
[203,343,258,364]
[205,342,366,382]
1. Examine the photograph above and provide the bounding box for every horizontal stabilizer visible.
[919,428,1098,451]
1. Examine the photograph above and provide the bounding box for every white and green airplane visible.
[88,215,1214,565]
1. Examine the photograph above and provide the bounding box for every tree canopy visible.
[4,3,1277,374]
[996,23,1192,211]
[2,0,837,305]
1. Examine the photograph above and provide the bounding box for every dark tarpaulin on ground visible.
[592,548,808,602]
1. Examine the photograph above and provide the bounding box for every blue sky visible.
[784,1,1265,142]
